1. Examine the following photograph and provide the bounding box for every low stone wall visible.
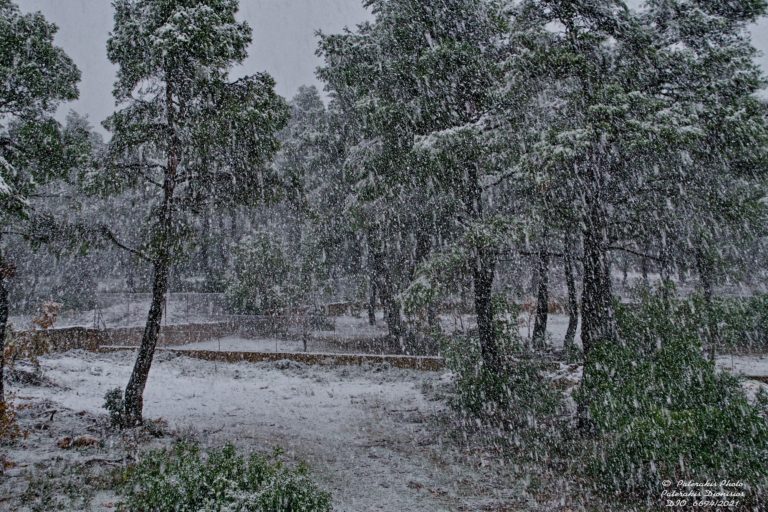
[18,326,107,354]
[100,346,445,371]
[310,335,403,355]
[16,322,234,354]
[106,322,233,347]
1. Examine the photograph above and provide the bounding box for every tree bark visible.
[474,245,499,372]
[0,254,12,403]
[580,202,616,357]
[563,233,578,351]
[696,249,718,361]
[123,79,178,426]
[532,239,549,349]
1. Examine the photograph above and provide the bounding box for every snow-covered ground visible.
[173,335,307,353]
[8,350,531,512]
[717,353,768,376]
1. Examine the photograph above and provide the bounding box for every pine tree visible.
[0,0,80,402]
[104,0,289,425]
[318,0,507,361]
[506,0,768,425]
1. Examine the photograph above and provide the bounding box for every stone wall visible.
[105,322,233,347]
[16,326,107,354]
[17,322,233,354]
[98,346,445,371]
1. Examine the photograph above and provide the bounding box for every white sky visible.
[15,0,768,135]
[16,0,371,133]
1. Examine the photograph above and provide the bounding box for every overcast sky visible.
[16,0,371,133]
[15,0,768,135]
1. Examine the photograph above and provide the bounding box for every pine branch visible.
[100,225,153,263]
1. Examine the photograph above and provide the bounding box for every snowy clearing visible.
[6,350,536,512]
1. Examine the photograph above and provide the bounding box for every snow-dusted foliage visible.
[0,0,82,402]
[101,0,289,424]
[3,0,768,508]
[117,442,332,512]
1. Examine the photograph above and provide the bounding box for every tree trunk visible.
[123,259,170,425]
[427,303,438,329]
[640,253,649,287]
[696,249,718,361]
[368,234,402,342]
[379,277,403,342]
[123,78,178,426]
[580,209,616,356]
[578,188,616,432]
[367,242,377,326]
[563,233,578,351]
[474,245,499,372]
[464,158,500,371]
[532,240,549,349]
[367,276,377,326]
[0,254,12,403]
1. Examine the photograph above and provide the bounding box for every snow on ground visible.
[9,350,531,512]
[173,335,306,353]
[717,353,768,376]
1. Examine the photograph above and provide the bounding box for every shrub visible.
[117,442,332,512]
[580,288,768,500]
[224,234,290,315]
[103,387,125,428]
[703,293,768,351]
[442,296,561,427]
[0,396,27,443]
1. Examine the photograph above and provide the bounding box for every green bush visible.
[117,442,331,512]
[442,296,561,427]
[224,234,291,315]
[103,387,125,428]
[580,288,768,499]
[703,293,768,350]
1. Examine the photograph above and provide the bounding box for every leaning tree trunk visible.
[563,233,579,351]
[532,239,550,349]
[123,79,178,426]
[123,258,170,425]
[0,254,13,403]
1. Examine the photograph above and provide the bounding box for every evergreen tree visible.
[104,0,289,425]
[318,0,508,360]
[0,0,80,401]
